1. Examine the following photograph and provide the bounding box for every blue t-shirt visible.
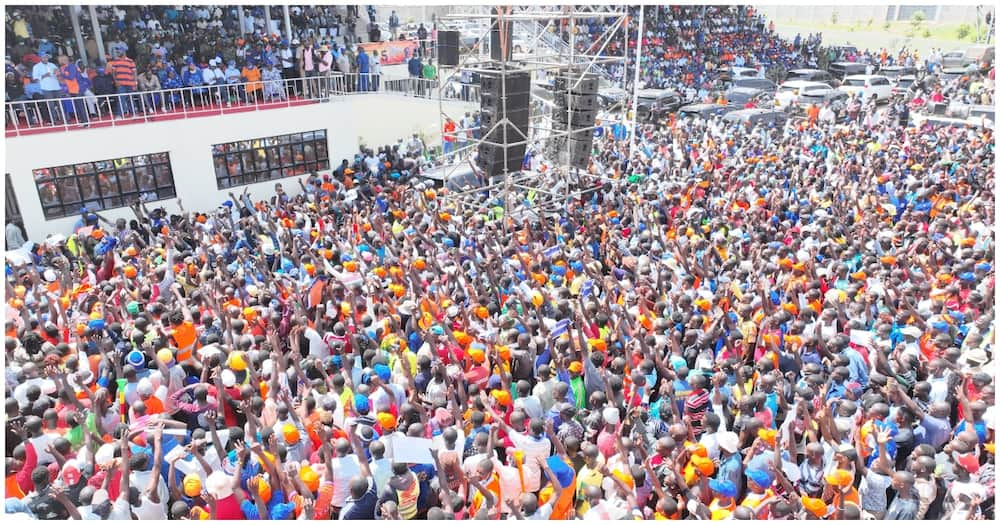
[340,479,378,519]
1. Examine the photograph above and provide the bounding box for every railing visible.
[5,73,480,137]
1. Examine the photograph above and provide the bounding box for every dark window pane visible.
[214,157,228,178]
[290,133,302,143]
[75,163,94,175]
[115,157,133,169]
[33,169,51,182]
[151,152,168,163]
[316,141,328,161]
[57,166,74,178]
[316,129,326,139]
[303,143,316,162]
[99,173,119,197]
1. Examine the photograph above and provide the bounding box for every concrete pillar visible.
[70,6,88,65]
[284,5,293,41]
[265,6,273,36]
[88,5,106,63]
[238,7,247,37]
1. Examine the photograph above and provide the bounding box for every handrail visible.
[5,73,478,137]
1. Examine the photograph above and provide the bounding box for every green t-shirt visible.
[422,64,437,80]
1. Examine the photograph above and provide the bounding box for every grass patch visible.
[776,20,982,44]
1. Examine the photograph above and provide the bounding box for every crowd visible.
[554,6,821,94]
[5,6,439,127]
[4,5,998,524]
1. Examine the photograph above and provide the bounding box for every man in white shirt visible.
[32,53,62,123]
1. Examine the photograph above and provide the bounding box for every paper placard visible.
[388,435,434,464]
[580,279,594,298]
[850,330,873,348]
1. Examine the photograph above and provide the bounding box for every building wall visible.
[5,94,475,240]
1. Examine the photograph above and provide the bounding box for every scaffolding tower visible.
[430,5,633,230]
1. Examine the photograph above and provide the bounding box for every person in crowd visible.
[2,6,997,522]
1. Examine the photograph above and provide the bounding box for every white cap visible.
[206,471,233,499]
[137,378,153,396]
[602,407,620,425]
[221,369,236,388]
[717,431,740,453]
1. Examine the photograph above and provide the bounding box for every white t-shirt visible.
[508,431,551,493]
[133,494,168,520]
[330,455,361,506]
[304,327,329,359]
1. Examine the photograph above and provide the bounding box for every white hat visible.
[602,407,620,425]
[91,489,110,506]
[137,378,154,396]
[94,443,116,465]
[221,369,237,388]
[206,471,233,499]
[900,326,922,338]
[717,431,740,453]
[398,300,417,316]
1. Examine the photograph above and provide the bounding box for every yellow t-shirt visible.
[575,466,603,515]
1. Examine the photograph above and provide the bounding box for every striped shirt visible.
[108,56,137,87]
[685,388,711,435]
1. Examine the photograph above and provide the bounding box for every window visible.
[212,129,329,189]
[32,152,176,220]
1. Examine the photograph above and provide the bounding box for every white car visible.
[838,75,893,102]
[730,66,765,79]
[774,80,834,108]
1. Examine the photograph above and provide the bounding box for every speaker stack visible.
[477,68,531,177]
[549,69,598,170]
[437,30,460,67]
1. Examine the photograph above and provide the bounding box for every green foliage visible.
[922,28,931,38]
[911,11,926,24]
[957,23,972,40]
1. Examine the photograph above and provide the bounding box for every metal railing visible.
[5,73,479,137]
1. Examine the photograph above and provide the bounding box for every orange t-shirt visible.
[539,475,576,520]
[314,481,335,519]
[172,321,197,362]
[144,395,165,416]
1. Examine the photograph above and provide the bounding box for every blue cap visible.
[709,478,737,498]
[330,355,343,368]
[87,319,106,332]
[546,456,574,489]
[746,469,773,488]
[354,394,370,413]
[222,200,234,208]
[959,272,975,282]
[976,263,992,272]
[570,261,584,273]
[373,363,391,382]
[551,265,566,276]
[932,321,950,332]
[443,238,455,248]
[126,349,145,367]
[488,375,502,390]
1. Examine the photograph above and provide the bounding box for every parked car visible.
[798,89,849,116]
[635,89,687,120]
[731,77,777,92]
[961,44,995,68]
[784,68,835,84]
[730,66,764,79]
[938,67,968,84]
[891,75,919,99]
[838,75,893,102]
[879,65,918,83]
[828,62,868,81]
[722,108,787,127]
[676,103,739,120]
[724,87,771,107]
[940,50,966,69]
[774,80,834,108]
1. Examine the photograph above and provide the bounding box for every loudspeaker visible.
[478,143,525,174]
[549,69,597,170]
[438,30,460,66]
[478,67,531,177]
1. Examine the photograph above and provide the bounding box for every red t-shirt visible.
[215,494,244,519]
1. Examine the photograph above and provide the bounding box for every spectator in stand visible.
[261,60,284,101]
[137,64,163,113]
[31,52,61,123]
[241,59,262,102]
[356,46,370,92]
[108,49,137,117]
[180,58,205,107]
[57,54,88,126]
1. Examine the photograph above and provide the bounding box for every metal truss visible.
[427,5,631,230]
